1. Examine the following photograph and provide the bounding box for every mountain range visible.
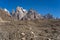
[0,6,55,21]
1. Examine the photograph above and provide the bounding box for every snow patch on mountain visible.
[4,8,10,13]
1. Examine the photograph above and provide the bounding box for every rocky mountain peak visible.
[16,6,27,13]
[12,6,27,20]
[16,6,23,13]
[26,9,43,20]
[28,9,36,13]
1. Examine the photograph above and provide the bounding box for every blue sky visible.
[0,0,60,18]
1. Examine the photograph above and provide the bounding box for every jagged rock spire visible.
[12,6,27,20]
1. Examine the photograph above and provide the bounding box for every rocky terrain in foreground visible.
[0,6,60,40]
[0,19,60,40]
